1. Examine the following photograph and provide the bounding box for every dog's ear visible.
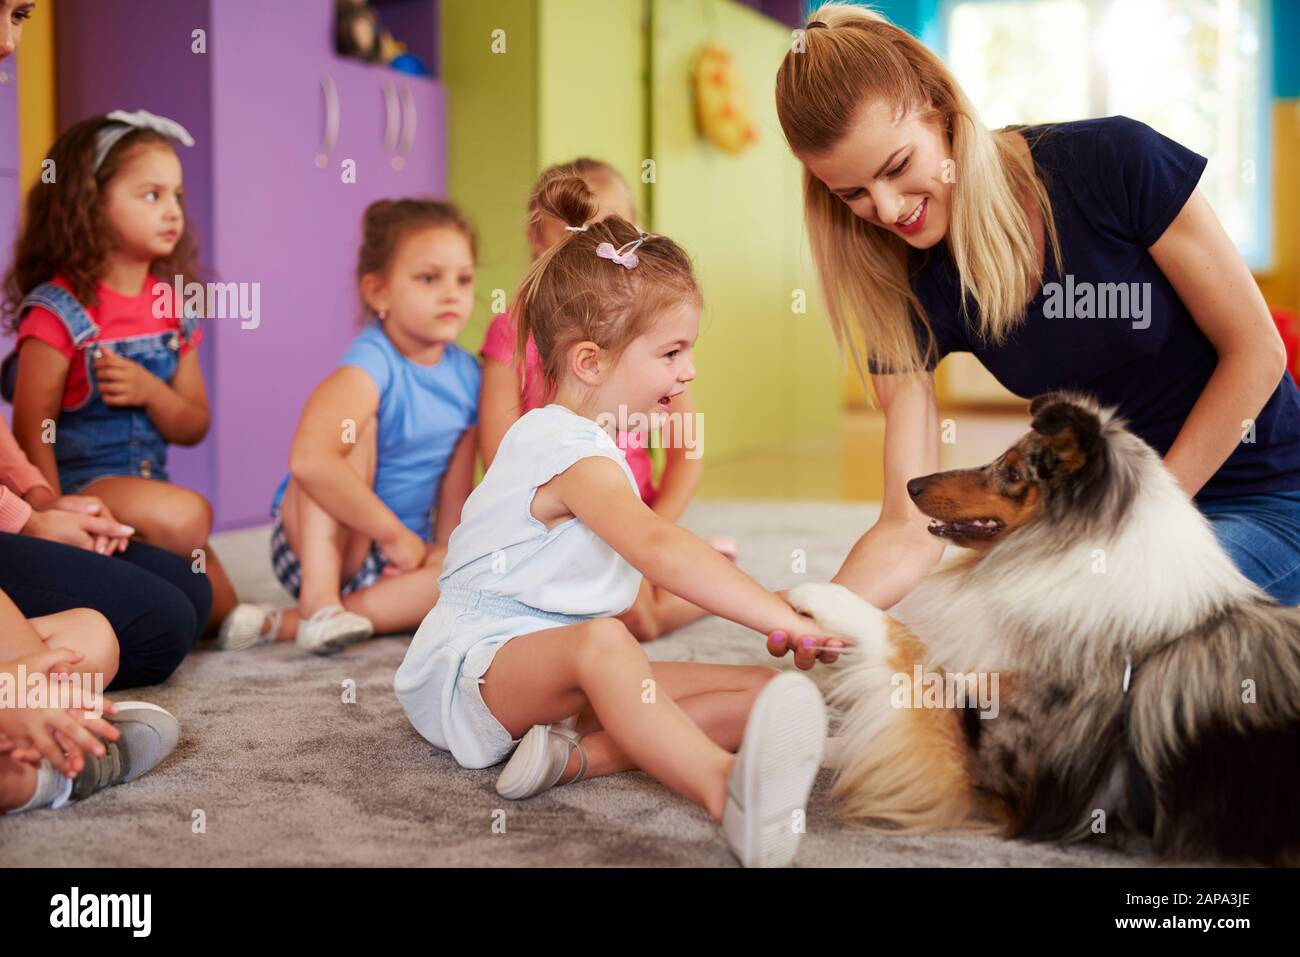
[1028,392,1067,418]
[1030,398,1102,479]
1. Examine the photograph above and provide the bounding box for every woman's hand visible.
[22,507,136,555]
[46,495,132,554]
[93,349,162,408]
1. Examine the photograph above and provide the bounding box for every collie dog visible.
[789,392,1300,863]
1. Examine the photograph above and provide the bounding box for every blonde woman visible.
[776,4,1300,606]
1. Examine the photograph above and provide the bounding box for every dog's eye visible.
[1002,467,1022,484]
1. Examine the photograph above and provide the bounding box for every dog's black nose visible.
[907,477,927,500]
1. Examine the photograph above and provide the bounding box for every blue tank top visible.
[272,322,481,538]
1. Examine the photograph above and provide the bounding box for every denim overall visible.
[14,282,197,494]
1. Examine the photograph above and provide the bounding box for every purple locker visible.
[0,53,16,175]
[205,1,445,529]
[55,0,445,529]
[0,53,20,430]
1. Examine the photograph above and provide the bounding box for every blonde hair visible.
[526,157,639,236]
[775,3,1062,381]
[511,174,700,399]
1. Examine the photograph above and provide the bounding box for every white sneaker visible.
[216,603,283,651]
[294,605,373,656]
[72,701,181,801]
[721,671,827,868]
[495,724,586,800]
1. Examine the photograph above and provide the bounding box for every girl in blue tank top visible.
[222,200,481,655]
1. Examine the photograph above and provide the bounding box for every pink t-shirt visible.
[17,275,203,410]
[480,312,656,504]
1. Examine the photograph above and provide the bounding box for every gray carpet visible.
[1,501,1151,867]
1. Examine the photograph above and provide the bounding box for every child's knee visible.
[577,618,639,659]
[57,607,119,682]
[747,665,780,692]
[85,608,119,679]
[157,490,213,548]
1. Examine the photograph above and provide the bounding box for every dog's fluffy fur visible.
[790,392,1300,864]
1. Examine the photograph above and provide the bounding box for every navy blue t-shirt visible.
[899,115,1300,501]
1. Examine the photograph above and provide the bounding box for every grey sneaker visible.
[72,702,181,801]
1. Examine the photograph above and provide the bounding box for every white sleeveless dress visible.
[395,404,644,768]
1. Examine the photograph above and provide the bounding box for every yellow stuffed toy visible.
[693,44,759,155]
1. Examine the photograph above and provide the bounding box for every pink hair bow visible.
[596,232,654,270]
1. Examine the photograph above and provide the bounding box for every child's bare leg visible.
[0,755,38,811]
[82,476,236,634]
[479,618,736,819]
[619,578,710,642]
[556,662,777,783]
[342,544,446,634]
[281,421,377,620]
[29,607,120,687]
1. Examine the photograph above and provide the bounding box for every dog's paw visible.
[785,583,888,654]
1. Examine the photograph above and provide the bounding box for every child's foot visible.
[72,702,181,801]
[216,603,284,651]
[295,605,373,656]
[721,671,827,868]
[495,723,587,800]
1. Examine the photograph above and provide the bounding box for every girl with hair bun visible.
[478,157,737,645]
[396,174,844,868]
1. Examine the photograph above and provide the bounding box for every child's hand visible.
[93,349,162,408]
[379,525,427,574]
[765,613,850,670]
[0,648,120,777]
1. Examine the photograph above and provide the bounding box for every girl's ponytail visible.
[513,174,601,369]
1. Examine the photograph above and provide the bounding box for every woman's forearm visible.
[833,515,946,610]
[1163,350,1287,499]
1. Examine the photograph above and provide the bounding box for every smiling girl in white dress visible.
[395,175,847,867]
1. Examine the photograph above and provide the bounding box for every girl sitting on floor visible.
[395,175,846,868]
[228,199,481,654]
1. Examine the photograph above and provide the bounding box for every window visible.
[943,0,1271,267]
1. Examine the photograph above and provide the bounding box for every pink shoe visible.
[709,537,739,562]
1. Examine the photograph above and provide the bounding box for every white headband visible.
[92,109,195,174]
